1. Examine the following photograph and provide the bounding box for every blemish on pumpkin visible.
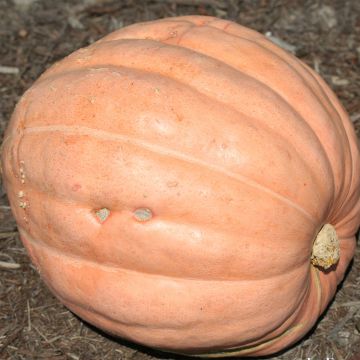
[311,224,340,270]
[95,208,110,223]
[176,114,183,122]
[71,183,82,192]
[19,161,25,184]
[18,190,25,198]
[134,208,153,222]
[169,30,178,38]
[18,121,26,131]
[88,96,96,104]
[166,180,178,188]
[64,137,79,145]
[221,196,234,203]
[75,48,93,63]
[19,201,27,209]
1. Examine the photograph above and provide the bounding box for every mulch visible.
[1,0,360,359]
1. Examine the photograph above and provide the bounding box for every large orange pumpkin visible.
[1,16,360,357]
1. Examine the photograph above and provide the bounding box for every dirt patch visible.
[1,0,360,359]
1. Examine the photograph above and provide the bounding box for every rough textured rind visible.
[1,16,360,357]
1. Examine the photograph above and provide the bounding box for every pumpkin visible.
[1,15,360,357]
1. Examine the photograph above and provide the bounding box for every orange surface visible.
[2,16,360,356]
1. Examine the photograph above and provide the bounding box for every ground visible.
[0,0,360,359]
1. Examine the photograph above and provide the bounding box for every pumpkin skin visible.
[1,15,360,357]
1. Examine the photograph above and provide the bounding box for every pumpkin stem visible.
[311,224,340,270]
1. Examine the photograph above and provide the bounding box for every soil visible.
[1,0,360,359]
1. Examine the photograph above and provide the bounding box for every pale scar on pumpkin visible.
[94,207,154,223]
[95,208,110,223]
[134,207,153,222]
[18,190,27,209]
[19,201,27,209]
[311,224,340,270]
[18,160,27,208]
[19,160,25,184]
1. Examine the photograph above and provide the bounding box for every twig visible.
[160,0,226,6]
[69,336,103,342]
[0,260,20,269]
[84,2,122,15]
[330,341,344,360]
[333,301,360,308]
[30,303,59,311]
[0,231,18,239]
[329,307,358,339]
[350,113,360,123]
[47,335,63,343]
[265,32,297,54]
[26,300,31,331]
[67,353,80,360]
[32,325,55,347]
[0,328,23,355]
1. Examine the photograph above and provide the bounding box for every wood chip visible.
[0,260,21,269]
[331,76,350,86]
[350,113,360,122]
[0,66,20,75]
[265,32,297,54]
